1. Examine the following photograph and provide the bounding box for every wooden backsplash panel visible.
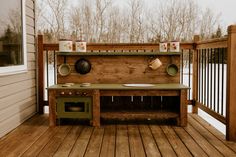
[57,55,180,84]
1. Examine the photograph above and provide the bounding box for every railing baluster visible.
[188,49,191,100]
[221,48,225,116]
[201,50,204,103]
[213,48,216,112]
[46,50,49,89]
[54,50,56,84]
[198,49,200,102]
[217,48,220,113]
[207,49,210,108]
[204,49,207,106]
[181,50,184,84]
[210,48,213,110]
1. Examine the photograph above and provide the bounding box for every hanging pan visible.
[75,58,92,74]
[166,56,179,76]
[58,63,71,76]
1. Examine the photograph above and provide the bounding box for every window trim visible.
[0,0,27,76]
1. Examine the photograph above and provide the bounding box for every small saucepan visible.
[149,57,162,70]
[166,64,178,76]
[58,63,71,76]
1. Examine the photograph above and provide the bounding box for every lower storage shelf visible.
[100,111,179,120]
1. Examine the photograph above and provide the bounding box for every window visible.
[0,0,27,75]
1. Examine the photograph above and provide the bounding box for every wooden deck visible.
[0,114,236,157]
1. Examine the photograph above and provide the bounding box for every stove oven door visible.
[57,97,92,119]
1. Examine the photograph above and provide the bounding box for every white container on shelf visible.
[75,41,87,52]
[159,42,168,52]
[170,41,180,52]
[59,39,73,52]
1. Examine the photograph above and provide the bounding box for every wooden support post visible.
[179,89,188,126]
[92,89,100,127]
[226,25,236,141]
[48,90,56,126]
[192,35,200,113]
[38,35,45,114]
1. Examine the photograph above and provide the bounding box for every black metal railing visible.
[197,47,227,123]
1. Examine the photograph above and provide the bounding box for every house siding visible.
[0,0,36,138]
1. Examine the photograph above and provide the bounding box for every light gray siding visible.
[0,0,36,138]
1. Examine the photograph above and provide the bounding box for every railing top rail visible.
[196,37,228,49]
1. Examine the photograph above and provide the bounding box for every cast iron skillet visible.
[75,58,91,74]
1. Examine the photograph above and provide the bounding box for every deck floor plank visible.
[161,126,192,157]
[21,127,60,157]
[188,115,236,156]
[0,114,236,157]
[100,125,116,157]
[37,126,72,157]
[190,114,236,152]
[184,122,223,157]
[84,127,104,157]
[116,125,130,157]
[139,125,161,157]
[150,125,177,157]
[128,125,146,157]
[53,126,84,157]
[173,126,208,157]
[69,127,94,157]
[0,115,48,157]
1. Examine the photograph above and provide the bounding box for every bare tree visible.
[38,0,69,40]
[36,0,222,42]
[199,8,221,39]
[126,0,145,42]
[94,0,113,42]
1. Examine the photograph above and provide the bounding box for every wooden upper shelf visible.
[57,52,182,56]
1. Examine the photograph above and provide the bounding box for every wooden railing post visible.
[38,35,44,114]
[192,35,200,113]
[226,25,236,141]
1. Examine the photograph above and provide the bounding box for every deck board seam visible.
[52,125,74,156]
[172,127,195,157]
[185,122,222,157]
[147,125,162,156]
[138,125,151,157]
[159,126,179,157]
[190,114,236,153]
[188,116,228,156]
[98,126,106,157]
[67,126,85,156]
[17,115,49,156]
[114,125,117,157]
[176,126,210,156]
[82,127,95,157]
[127,125,132,157]
[189,115,236,155]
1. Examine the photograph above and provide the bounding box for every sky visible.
[71,0,236,29]
[196,0,236,27]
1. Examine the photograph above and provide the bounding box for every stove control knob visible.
[69,92,73,95]
[60,92,65,95]
[76,92,80,95]
[82,92,87,96]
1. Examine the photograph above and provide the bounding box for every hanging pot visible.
[149,57,162,70]
[58,63,71,76]
[75,58,91,74]
[166,64,178,76]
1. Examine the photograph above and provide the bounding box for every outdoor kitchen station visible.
[47,46,189,127]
